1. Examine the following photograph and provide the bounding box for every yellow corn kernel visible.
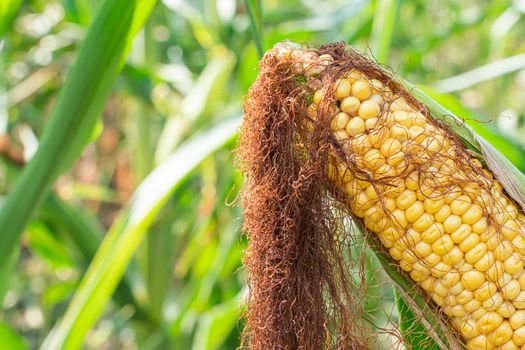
[395,189,416,210]
[482,292,503,311]
[379,138,402,159]
[365,117,378,130]
[424,252,441,267]
[510,310,525,329]
[474,282,498,302]
[467,335,494,350]
[514,291,525,309]
[363,148,386,170]
[340,96,360,116]
[502,280,521,300]
[502,220,520,241]
[334,78,351,99]
[434,204,452,223]
[495,240,514,261]
[440,271,460,287]
[464,299,481,313]
[420,278,436,292]
[345,117,365,136]
[330,112,350,130]
[345,69,363,82]
[503,253,523,275]
[432,281,448,298]
[450,223,472,244]
[500,340,518,350]
[402,250,418,264]
[465,242,487,264]
[441,246,463,265]
[412,213,434,232]
[477,311,503,334]
[457,289,474,304]
[421,223,444,243]
[472,217,488,234]
[388,245,405,260]
[390,124,409,141]
[487,321,512,346]
[405,201,424,223]
[410,269,429,282]
[350,79,371,101]
[473,253,494,275]
[443,214,462,233]
[487,261,505,283]
[513,325,525,345]
[450,194,472,215]
[432,234,454,255]
[449,281,463,296]
[357,100,380,120]
[431,293,445,306]
[431,261,451,278]
[497,301,516,318]
[512,235,525,255]
[459,318,480,339]
[462,270,486,290]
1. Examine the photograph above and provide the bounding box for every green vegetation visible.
[1,0,525,348]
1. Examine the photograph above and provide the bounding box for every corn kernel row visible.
[299,52,525,350]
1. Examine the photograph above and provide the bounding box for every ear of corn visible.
[279,44,525,350]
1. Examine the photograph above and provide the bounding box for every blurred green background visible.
[1,0,525,349]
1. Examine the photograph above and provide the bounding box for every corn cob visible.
[274,43,525,350]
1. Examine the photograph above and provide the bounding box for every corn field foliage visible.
[1,0,525,349]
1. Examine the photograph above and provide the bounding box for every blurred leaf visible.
[27,222,74,268]
[0,0,157,306]
[43,281,78,307]
[63,0,92,25]
[191,295,240,350]
[0,248,19,304]
[155,50,236,162]
[0,0,22,38]
[245,0,264,58]
[145,224,171,323]
[70,182,120,203]
[370,0,401,63]
[41,117,241,350]
[0,322,27,350]
[119,64,156,104]
[40,194,103,262]
[170,215,238,338]
[41,194,150,323]
[433,53,525,93]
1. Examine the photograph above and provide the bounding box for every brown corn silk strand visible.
[238,44,368,350]
[239,41,525,350]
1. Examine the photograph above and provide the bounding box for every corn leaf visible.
[395,290,440,350]
[0,0,156,304]
[41,117,241,350]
